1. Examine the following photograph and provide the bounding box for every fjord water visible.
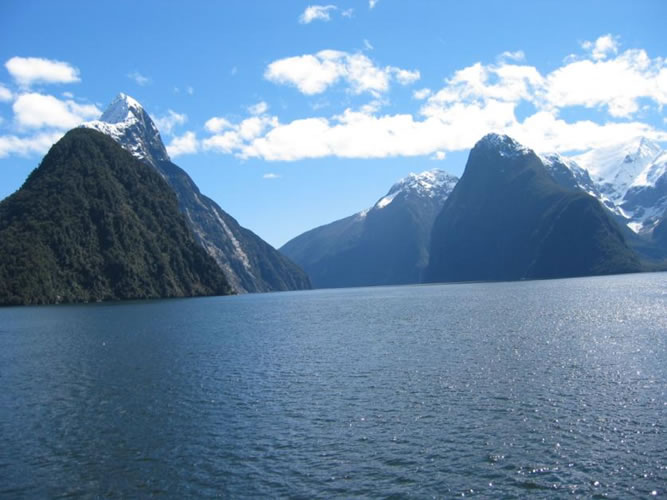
[1,274,665,498]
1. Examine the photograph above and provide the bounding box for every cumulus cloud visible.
[166,131,198,157]
[0,84,12,102]
[201,34,667,162]
[154,110,187,135]
[203,115,279,154]
[263,173,280,179]
[0,131,65,158]
[204,116,234,134]
[13,93,101,130]
[369,0,379,8]
[581,34,619,60]
[413,88,432,100]
[265,50,420,96]
[5,57,80,87]
[127,71,151,86]
[542,48,664,117]
[299,5,337,24]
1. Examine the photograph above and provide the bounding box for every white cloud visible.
[203,115,278,154]
[263,173,280,179]
[541,48,664,117]
[200,35,667,162]
[0,131,65,158]
[413,88,432,100]
[342,8,354,17]
[166,131,198,157]
[154,110,187,135]
[499,50,525,62]
[127,71,151,86]
[186,86,194,95]
[265,50,419,96]
[5,57,80,87]
[582,34,619,61]
[204,116,234,133]
[391,67,420,85]
[0,85,12,102]
[13,93,101,130]
[299,5,337,24]
[506,110,666,153]
[248,101,269,115]
[369,0,379,8]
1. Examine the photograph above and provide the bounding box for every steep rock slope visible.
[84,94,310,293]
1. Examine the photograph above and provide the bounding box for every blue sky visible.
[1,0,666,247]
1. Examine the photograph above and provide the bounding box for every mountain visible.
[83,94,310,293]
[0,129,232,306]
[571,137,667,236]
[281,169,458,288]
[425,134,641,283]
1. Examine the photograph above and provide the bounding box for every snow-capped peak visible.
[475,133,532,158]
[82,93,170,167]
[572,136,663,199]
[99,93,145,124]
[373,169,458,210]
[563,136,666,235]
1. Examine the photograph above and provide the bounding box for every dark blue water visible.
[1,273,665,498]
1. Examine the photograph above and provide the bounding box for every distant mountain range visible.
[286,133,659,288]
[83,94,310,293]
[281,170,458,288]
[0,129,232,305]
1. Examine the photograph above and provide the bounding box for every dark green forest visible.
[0,129,232,305]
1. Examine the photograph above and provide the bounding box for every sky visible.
[1,0,666,247]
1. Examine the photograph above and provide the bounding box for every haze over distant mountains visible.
[83,94,310,293]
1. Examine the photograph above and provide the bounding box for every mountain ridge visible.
[281,168,458,288]
[425,133,641,283]
[83,94,310,293]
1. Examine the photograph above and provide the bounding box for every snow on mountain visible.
[81,93,311,293]
[538,152,626,219]
[572,137,663,203]
[632,151,667,189]
[373,169,458,210]
[567,137,667,234]
[82,93,170,167]
[477,133,532,158]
